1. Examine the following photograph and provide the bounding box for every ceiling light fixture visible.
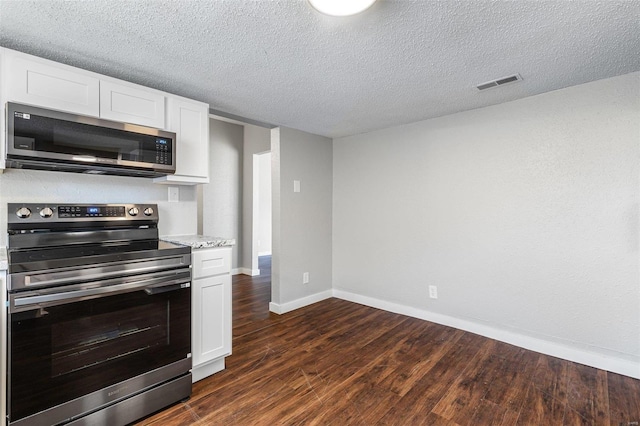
[308,0,377,17]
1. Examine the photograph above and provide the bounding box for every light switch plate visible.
[293,180,301,193]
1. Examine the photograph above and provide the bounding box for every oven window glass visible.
[8,287,190,423]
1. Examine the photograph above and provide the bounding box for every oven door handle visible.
[144,283,187,295]
[10,254,191,291]
[10,271,191,313]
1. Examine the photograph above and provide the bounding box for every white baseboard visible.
[258,251,272,256]
[333,289,640,380]
[233,267,260,276]
[269,289,333,315]
[192,357,225,383]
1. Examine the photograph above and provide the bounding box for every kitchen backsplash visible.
[0,168,198,246]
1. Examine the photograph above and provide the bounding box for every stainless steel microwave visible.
[6,102,177,177]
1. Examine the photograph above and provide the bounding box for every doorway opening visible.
[253,151,272,277]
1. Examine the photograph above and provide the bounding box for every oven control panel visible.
[58,206,126,218]
[8,203,159,225]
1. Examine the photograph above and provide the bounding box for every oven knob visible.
[39,207,54,218]
[128,207,139,216]
[144,207,154,216]
[16,207,32,219]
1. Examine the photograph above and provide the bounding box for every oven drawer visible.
[192,248,231,279]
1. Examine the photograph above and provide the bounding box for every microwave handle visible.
[10,274,190,313]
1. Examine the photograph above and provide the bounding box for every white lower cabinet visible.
[191,247,232,382]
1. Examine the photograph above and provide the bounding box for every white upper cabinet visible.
[0,48,210,183]
[99,80,165,129]
[154,97,210,185]
[5,54,100,116]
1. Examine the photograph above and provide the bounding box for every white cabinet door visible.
[99,80,165,129]
[5,55,100,116]
[154,97,209,185]
[192,274,231,366]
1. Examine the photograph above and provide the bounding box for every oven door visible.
[7,271,191,426]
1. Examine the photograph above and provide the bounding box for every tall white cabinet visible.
[191,246,232,382]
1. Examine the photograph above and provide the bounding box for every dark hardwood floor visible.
[138,256,640,425]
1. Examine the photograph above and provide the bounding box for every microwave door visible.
[6,102,176,176]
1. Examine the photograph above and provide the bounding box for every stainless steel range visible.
[5,203,192,426]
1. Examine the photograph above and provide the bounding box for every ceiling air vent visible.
[476,74,522,91]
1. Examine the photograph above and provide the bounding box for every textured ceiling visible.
[0,0,639,138]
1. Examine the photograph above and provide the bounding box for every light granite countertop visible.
[161,235,236,249]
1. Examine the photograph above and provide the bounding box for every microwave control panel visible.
[155,138,170,164]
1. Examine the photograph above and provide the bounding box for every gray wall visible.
[272,127,332,307]
[257,152,272,255]
[203,118,243,269]
[332,72,640,373]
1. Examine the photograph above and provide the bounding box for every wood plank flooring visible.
[137,256,640,425]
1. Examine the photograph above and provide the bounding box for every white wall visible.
[257,152,272,256]
[0,169,197,246]
[271,127,333,312]
[242,124,271,274]
[203,118,243,269]
[333,72,640,378]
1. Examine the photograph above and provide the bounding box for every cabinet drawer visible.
[192,248,231,279]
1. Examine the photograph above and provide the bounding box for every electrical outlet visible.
[429,285,438,299]
[303,272,309,284]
